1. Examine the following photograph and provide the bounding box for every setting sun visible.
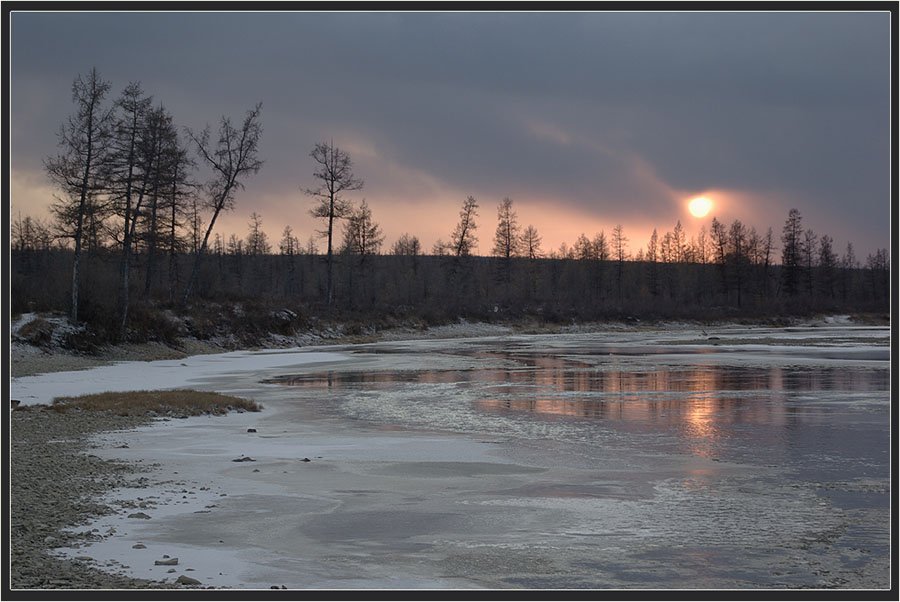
[688,196,713,218]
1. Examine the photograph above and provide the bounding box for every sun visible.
[688,196,713,218]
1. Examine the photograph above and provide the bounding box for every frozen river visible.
[263,327,891,589]
[18,323,890,590]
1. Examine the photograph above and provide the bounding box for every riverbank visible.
[9,407,172,589]
[10,311,887,378]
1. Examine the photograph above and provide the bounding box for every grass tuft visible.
[51,390,262,417]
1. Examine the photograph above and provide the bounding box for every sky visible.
[8,10,893,258]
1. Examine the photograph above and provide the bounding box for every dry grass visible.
[50,389,262,416]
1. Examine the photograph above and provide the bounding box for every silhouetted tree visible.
[183,103,263,303]
[45,68,115,323]
[780,208,803,296]
[108,81,152,337]
[450,196,479,257]
[392,233,421,256]
[521,225,542,259]
[647,228,660,298]
[492,197,521,259]
[342,200,384,258]
[612,224,628,303]
[306,140,363,306]
[246,212,271,255]
[816,235,837,299]
[802,228,818,296]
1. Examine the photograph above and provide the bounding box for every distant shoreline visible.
[10,311,889,379]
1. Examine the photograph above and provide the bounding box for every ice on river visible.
[14,323,891,590]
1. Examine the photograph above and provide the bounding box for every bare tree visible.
[280,225,300,256]
[802,228,818,296]
[780,208,803,296]
[305,140,363,306]
[647,228,660,298]
[573,233,594,261]
[492,197,521,259]
[342,200,384,258]
[521,225,543,259]
[611,224,628,303]
[431,239,450,256]
[450,196,479,257]
[45,68,115,323]
[305,235,320,255]
[246,211,272,255]
[818,234,837,298]
[392,233,421,256]
[182,103,263,303]
[592,231,610,261]
[107,82,152,337]
[141,105,180,297]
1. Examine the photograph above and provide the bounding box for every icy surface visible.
[15,324,891,590]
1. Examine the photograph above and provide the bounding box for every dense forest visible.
[10,69,891,347]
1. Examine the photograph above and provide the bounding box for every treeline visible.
[10,229,889,343]
[11,68,890,344]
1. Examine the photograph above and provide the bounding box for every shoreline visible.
[10,312,887,379]
[9,407,175,590]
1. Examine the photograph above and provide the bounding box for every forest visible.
[10,69,891,348]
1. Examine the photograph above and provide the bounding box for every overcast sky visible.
[9,10,892,257]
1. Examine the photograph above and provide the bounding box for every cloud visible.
[9,11,891,255]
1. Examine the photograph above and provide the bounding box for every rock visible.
[128,512,151,519]
[300,457,311,462]
[132,543,147,549]
[167,568,176,573]
[75,556,92,561]
[232,456,255,462]
[176,575,202,586]
[155,557,179,566]
[247,428,257,433]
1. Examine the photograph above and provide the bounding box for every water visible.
[268,352,888,474]
[264,336,891,588]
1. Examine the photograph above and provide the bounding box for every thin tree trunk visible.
[182,201,226,305]
[118,127,138,340]
[326,200,335,306]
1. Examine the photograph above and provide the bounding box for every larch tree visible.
[802,228,818,296]
[342,200,384,258]
[182,103,263,303]
[647,228,660,298]
[45,68,115,323]
[246,212,272,255]
[492,197,521,259]
[818,234,837,298]
[780,208,804,296]
[280,225,300,256]
[450,196,479,257]
[592,231,610,261]
[521,225,543,259]
[611,224,628,303]
[305,140,363,306]
[108,81,152,338]
[392,233,421,256]
[140,105,180,298]
[573,233,594,261]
